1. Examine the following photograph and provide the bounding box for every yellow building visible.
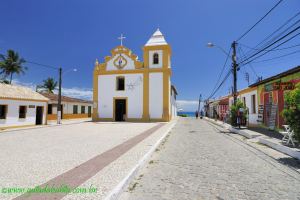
[93,29,177,122]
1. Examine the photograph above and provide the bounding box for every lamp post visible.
[57,68,77,124]
[207,42,238,105]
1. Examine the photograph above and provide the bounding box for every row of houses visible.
[205,65,300,129]
[0,83,93,129]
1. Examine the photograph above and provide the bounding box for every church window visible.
[116,77,125,91]
[153,53,159,64]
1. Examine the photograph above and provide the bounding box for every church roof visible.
[145,28,168,46]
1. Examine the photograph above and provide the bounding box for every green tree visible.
[39,77,58,93]
[0,50,27,84]
[229,99,248,126]
[282,83,300,142]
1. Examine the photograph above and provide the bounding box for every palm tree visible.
[0,50,27,84]
[40,77,58,93]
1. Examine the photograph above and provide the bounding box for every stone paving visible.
[120,118,300,200]
[0,121,161,200]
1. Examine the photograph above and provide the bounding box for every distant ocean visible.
[177,111,195,117]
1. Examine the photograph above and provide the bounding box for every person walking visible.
[195,111,199,119]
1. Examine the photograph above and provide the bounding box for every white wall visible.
[149,50,163,68]
[98,74,143,119]
[48,102,92,115]
[170,90,177,118]
[149,73,163,118]
[0,99,47,128]
[106,54,135,71]
[229,90,258,125]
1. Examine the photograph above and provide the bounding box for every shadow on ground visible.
[277,157,300,171]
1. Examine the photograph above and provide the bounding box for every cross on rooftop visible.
[118,34,126,46]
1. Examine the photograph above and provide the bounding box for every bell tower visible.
[143,29,172,121]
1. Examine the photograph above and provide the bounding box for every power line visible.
[239,43,300,52]
[238,46,259,78]
[248,11,300,51]
[236,0,284,41]
[0,52,59,70]
[238,25,300,65]
[251,49,300,63]
[207,69,232,100]
[241,31,300,66]
[208,47,232,99]
[241,17,300,60]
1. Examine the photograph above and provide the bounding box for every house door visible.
[115,99,126,121]
[263,93,270,126]
[36,106,43,125]
[88,106,92,117]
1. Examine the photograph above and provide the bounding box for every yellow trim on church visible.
[93,42,172,122]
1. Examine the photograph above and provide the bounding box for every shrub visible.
[282,83,300,142]
[229,99,248,126]
[178,114,188,117]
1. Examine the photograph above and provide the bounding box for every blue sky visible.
[1,0,300,111]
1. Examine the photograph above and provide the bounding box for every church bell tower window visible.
[153,53,159,64]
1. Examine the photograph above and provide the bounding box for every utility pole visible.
[231,41,238,105]
[57,67,62,124]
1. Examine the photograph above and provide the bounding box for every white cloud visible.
[12,79,93,100]
[176,100,204,112]
[61,87,93,100]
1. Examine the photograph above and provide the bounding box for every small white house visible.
[40,93,93,121]
[0,83,48,129]
[229,87,258,126]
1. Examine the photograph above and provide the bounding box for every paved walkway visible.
[120,118,300,200]
[0,121,173,200]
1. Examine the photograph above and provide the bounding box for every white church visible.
[93,29,177,122]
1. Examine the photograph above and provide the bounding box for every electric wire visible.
[238,25,300,65]
[236,0,284,41]
[241,12,300,58]
[251,49,300,64]
[241,31,300,66]
[207,47,232,100]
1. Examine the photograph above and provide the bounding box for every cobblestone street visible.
[120,118,300,200]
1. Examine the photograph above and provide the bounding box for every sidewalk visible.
[0,118,177,200]
[205,117,300,160]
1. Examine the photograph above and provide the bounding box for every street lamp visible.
[206,42,230,57]
[57,68,77,124]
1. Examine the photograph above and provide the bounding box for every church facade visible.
[93,29,177,122]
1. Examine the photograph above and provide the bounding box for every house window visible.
[73,105,78,114]
[81,106,85,114]
[116,77,125,91]
[47,104,52,114]
[251,94,256,114]
[153,53,159,64]
[0,105,7,119]
[19,106,27,119]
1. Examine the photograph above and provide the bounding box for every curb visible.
[104,118,178,200]
[205,117,300,160]
[204,117,254,139]
[258,137,300,160]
